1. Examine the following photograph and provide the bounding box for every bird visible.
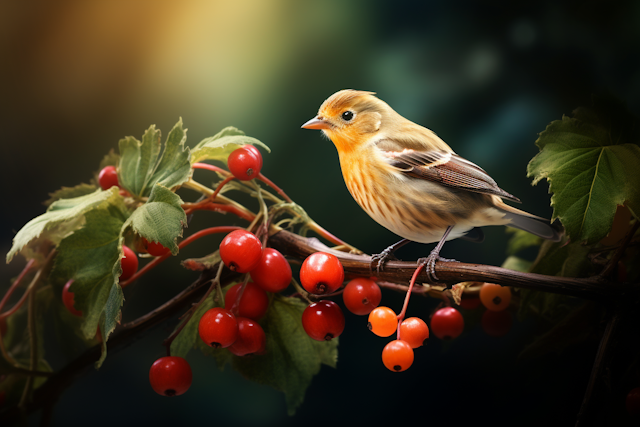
[301,89,562,281]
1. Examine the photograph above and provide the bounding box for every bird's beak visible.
[301,116,331,130]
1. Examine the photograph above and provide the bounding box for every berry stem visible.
[256,173,293,203]
[290,278,314,304]
[230,274,251,316]
[396,263,425,338]
[210,176,236,201]
[192,162,230,175]
[305,220,361,253]
[0,258,35,315]
[120,226,243,288]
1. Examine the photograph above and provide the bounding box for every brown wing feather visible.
[385,150,521,202]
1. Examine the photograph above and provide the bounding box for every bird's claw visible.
[417,251,456,283]
[370,248,399,274]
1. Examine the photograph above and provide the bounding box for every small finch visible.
[302,89,562,280]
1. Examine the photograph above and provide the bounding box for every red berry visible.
[250,248,292,293]
[198,307,238,348]
[301,300,345,341]
[627,387,640,416]
[227,146,263,180]
[382,340,414,372]
[479,283,511,311]
[481,309,512,337]
[228,317,266,356]
[98,166,120,190]
[144,239,171,257]
[219,230,263,273]
[224,282,269,320]
[299,252,344,295]
[342,277,381,315]
[62,279,82,317]
[399,317,429,348]
[149,356,192,397]
[367,306,397,337]
[430,307,464,340]
[120,246,138,281]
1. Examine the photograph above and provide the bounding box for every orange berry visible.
[479,283,511,311]
[382,340,414,372]
[399,317,429,348]
[367,306,397,337]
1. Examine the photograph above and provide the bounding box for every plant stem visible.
[256,173,293,203]
[18,272,39,411]
[120,226,242,288]
[0,259,35,314]
[396,263,425,339]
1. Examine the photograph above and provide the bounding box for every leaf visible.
[181,250,221,271]
[6,187,122,264]
[501,256,532,273]
[527,100,640,244]
[191,126,270,164]
[118,119,192,198]
[124,184,187,255]
[505,227,542,256]
[44,183,98,207]
[229,295,337,415]
[49,205,128,367]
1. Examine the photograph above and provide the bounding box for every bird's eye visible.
[341,111,354,121]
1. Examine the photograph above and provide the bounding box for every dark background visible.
[1,0,639,425]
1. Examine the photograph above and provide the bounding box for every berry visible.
[227,145,263,181]
[367,306,397,337]
[98,165,120,190]
[299,252,344,295]
[481,309,512,337]
[382,340,414,372]
[430,307,464,340]
[62,279,82,317]
[342,277,382,315]
[627,387,640,416]
[399,317,429,348]
[250,248,292,293]
[144,239,171,257]
[120,246,138,281]
[224,282,269,320]
[219,230,263,273]
[479,283,511,311]
[198,307,238,348]
[301,300,345,341]
[149,356,192,397]
[228,317,266,356]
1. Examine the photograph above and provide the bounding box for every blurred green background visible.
[2,0,639,426]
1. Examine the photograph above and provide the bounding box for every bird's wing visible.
[379,144,521,202]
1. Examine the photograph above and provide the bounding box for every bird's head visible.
[302,89,390,153]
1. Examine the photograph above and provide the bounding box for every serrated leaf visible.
[191,126,270,164]
[505,227,542,256]
[230,295,337,415]
[124,184,187,255]
[49,205,128,367]
[6,187,122,264]
[44,183,98,207]
[118,119,192,198]
[527,105,640,244]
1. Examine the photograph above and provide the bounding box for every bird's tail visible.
[497,203,563,242]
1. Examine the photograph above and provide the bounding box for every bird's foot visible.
[371,247,400,274]
[417,251,456,283]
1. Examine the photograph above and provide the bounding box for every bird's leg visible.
[417,226,456,283]
[371,238,411,274]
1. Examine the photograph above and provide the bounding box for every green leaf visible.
[191,126,270,164]
[527,102,640,244]
[44,183,98,207]
[501,255,532,272]
[230,295,337,415]
[118,119,192,198]
[49,205,128,367]
[124,184,187,255]
[6,187,122,264]
[505,227,542,256]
